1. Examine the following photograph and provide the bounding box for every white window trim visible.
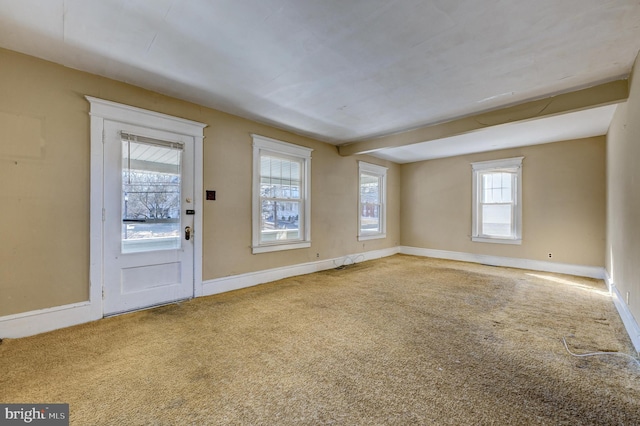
[471,156,523,245]
[358,161,387,241]
[251,134,313,254]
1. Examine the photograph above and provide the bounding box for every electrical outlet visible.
[316,253,320,258]
[548,253,552,258]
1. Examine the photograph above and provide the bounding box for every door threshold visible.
[103,298,192,318]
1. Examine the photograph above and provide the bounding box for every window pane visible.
[360,203,380,232]
[260,200,300,243]
[482,204,512,237]
[482,175,491,202]
[492,187,503,202]
[260,182,301,200]
[501,173,512,202]
[483,188,492,203]
[260,155,301,199]
[482,172,513,203]
[360,173,380,204]
[122,140,181,253]
[492,173,502,190]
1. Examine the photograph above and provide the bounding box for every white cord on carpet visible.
[562,336,640,367]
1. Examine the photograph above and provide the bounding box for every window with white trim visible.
[358,161,387,241]
[252,135,312,254]
[472,157,523,244]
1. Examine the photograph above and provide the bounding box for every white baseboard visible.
[0,248,398,339]
[400,246,606,279]
[2,245,621,341]
[604,272,640,354]
[0,301,100,339]
[202,247,400,296]
[402,246,640,353]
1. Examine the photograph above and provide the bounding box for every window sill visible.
[358,233,386,242]
[472,236,522,245]
[251,241,311,254]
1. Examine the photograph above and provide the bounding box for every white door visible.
[103,120,195,315]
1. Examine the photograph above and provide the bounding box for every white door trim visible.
[86,96,206,317]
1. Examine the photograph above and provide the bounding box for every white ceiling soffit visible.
[371,104,618,163]
[0,0,638,150]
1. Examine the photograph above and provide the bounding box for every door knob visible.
[185,226,191,241]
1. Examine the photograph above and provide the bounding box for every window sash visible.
[259,154,302,200]
[358,162,387,240]
[478,171,517,239]
[480,203,514,238]
[360,173,382,234]
[259,199,302,244]
[259,153,304,244]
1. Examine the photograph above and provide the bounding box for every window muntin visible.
[472,157,523,244]
[252,135,312,254]
[358,161,387,241]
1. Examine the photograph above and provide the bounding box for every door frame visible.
[87,96,206,317]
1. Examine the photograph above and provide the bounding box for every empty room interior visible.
[2,1,640,424]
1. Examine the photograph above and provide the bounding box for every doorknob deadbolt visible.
[185,226,192,241]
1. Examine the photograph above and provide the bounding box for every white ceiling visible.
[1,0,639,162]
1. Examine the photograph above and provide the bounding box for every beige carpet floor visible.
[1,255,639,425]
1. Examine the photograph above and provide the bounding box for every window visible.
[472,157,523,244]
[358,161,387,241]
[252,135,312,254]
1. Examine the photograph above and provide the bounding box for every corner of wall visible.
[604,48,640,354]
[604,272,640,354]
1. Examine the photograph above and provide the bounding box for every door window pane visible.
[122,139,182,253]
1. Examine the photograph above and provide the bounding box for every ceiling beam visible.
[338,79,629,157]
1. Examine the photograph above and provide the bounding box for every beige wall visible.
[607,52,640,324]
[401,137,606,266]
[0,48,400,317]
[201,116,401,278]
